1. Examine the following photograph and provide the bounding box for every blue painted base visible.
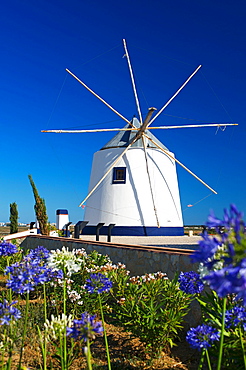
[82,225,184,236]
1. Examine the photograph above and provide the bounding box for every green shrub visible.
[109,271,192,356]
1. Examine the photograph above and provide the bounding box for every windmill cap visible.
[100,117,169,151]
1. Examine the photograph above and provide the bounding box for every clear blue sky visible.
[0,0,245,225]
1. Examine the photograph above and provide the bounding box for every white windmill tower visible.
[43,40,237,236]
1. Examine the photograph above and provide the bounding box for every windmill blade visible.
[79,135,139,207]
[41,123,238,134]
[143,132,218,194]
[42,127,139,133]
[66,68,137,129]
[141,135,160,228]
[123,39,143,123]
[148,65,202,126]
[146,123,238,130]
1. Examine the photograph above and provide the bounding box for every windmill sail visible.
[42,40,238,236]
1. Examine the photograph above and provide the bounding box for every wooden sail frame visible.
[42,39,238,224]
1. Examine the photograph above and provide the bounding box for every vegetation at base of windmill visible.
[108,271,192,357]
[194,290,246,368]
[38,313,80,370]
[45,249,113,317]
[28,175,49,236]
[188,204,246,370]
[67,312,104,370]
[9,202,18,235]
[0,242,199,368]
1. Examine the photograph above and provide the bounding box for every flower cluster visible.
[67,312,103,342]
[117,297,126,305]
[207,204,245,245]
[0,241,18,256]
[74,248,87,257]
[191,232,221,266]
[100,261,128,272]
[178,271,204,295]
[225,305,246,330]
[85,273,112,294]
[190,205,246,303]
[25,246,50,263]
[129,271,168,285]
[0,300,21,325]
[44,314,73,341]
[5,259,63,294]
[47,246,83,276]
[67,289,83,305]
[186,324,220,351]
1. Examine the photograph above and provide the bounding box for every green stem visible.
[239,326,246,369]
[217,297,226,370]
[6,317,14,370]
[86,338,93,370]
[205,349,212,370]
[18,292,29,370]
[198,348,206,370]
[63,278,66,316]
[63,278,67,369]
[37,326,46,370]
[59,333,65,370]
[43,283,47,370]
[98,295,111,370]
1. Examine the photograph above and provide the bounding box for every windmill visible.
[42,40,237,236]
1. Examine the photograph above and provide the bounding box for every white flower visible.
[68,289,82,302]
[47,246,83,276]
[44,313,73,341]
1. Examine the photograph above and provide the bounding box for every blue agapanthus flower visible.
[178,271,204,294]
[207,204,244,242]
[25,246,50,263]
[191,205,246,268]
[5,259,62,294]
[0,300,21,325]
[225,305,246,330]
[190,232,220,266]
[202,258,246,303]
[85,273,112,294]
[186,324,220,351]
[0,241,18,256]
[206,204,245,249]
[67,312,103,342]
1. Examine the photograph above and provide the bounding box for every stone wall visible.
[21,235,196,279]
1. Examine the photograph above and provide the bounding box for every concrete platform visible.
[79,234,202,250]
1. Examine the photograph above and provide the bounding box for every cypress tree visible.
[9,202,18,234]
[28,175,49,235]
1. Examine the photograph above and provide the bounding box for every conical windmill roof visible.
[100,117,169,151]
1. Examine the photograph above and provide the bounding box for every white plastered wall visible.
[84,147,183,227]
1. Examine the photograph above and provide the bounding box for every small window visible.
[112,167,126,184]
